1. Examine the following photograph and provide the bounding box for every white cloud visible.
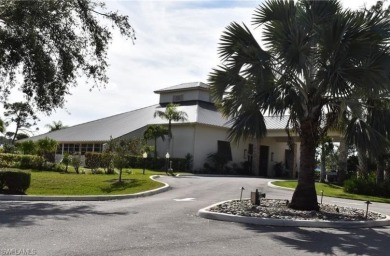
[4,0,385,134]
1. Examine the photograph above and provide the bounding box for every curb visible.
[197,200,390,228]
[0,175,170,201]
[267,181,295,191]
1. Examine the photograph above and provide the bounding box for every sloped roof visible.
[154,82,209,94]
[27,102,290,143]
[264,116,290,130]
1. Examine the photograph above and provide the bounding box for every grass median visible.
[272,180,390,204]
[21,168,168,196]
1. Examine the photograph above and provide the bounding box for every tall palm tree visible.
[154,103,188,153]
[143,125,169,159]
[209,0,390,210]
[46,121,67,132]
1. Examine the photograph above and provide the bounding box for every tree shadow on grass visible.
[0,202,130,228]
[100,179,141,193]
[242,223,390,255]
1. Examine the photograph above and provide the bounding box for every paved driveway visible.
[1,176,389,256]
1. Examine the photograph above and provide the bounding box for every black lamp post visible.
[142,152,147,175]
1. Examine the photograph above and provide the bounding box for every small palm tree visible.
[46,121,67,132]
[143,125,169,159]
[154,103,188,153]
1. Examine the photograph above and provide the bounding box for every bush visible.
[19,155,42,169]
[0,172,4,190]
[0,170,31,193]
[85,152,102,172]
[344,174,390,197]
[71,154,82,174]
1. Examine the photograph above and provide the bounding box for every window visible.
[74,144,80,154]
[94,144,102,153]
[56,145,62,154]
[172,94,184,102]
[218,141,232,161]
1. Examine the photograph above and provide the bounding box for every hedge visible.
[0,170,31,193]
[0,153,43,169]
[84,152,189,171]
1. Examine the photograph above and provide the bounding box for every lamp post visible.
[142,152,147,175]
[165,152,170,175]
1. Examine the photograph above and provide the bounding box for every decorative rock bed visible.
[208,199,386,221]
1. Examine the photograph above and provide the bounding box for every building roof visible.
[265,115,290,130]
[26,80,292,143]
[154,82,209,94]
[27,102,290,143]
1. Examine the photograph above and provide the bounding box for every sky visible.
[5,0,385,135]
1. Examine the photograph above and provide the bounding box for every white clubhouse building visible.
[27,82,338,177]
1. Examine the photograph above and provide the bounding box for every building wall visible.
[159,89,211,104]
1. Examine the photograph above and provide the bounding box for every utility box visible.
[251,189,266,205]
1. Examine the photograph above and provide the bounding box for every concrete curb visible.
[197,199,390,228]
[0,175,170,201]
[267,181,295,191]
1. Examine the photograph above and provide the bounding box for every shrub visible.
[16,140,37,155]
[344,174,390,197]
[0,170,31,193]
[0,172,4,190]
[19,155,42,169]
[3,144,16,154]
[85,152,101,173]
[62,153,71,172]
[71,154,82,174]
[101,152,114,174]
[36,137,58,163]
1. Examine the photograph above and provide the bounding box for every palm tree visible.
[46,121,67,132]
[143,125,169,159]
[209,0,390,210]
[154,103,188,153]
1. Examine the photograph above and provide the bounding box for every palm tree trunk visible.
[289,119,319,211]
[337,138,347,184]
[357,147,369,179]
[385,169,390,182]
[320,145,326,183]
[376,157,385,184]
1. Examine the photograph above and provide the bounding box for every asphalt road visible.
[1,176,389,256]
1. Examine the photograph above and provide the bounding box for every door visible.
[259,146,269,177]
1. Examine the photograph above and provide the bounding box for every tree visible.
[209,0,390,210]
[71,154,82,174]
[109,137,141,183]
[0,118,5,134]
[62,152,71,172]
[46,121,67,132]
[16,140,36,155]
[154,103,188,153]
[143,125,168,159]
[0,0,135,113]
[36,137,58,164]
[15,133,29,141]
[317,137,334,183]
[4,102,39,143]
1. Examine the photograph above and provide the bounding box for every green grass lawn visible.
[272,180,390,204]
[23,168,169,196]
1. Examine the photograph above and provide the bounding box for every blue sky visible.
[11,0,383,135]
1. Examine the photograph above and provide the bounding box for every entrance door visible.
[259,146,269,177]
